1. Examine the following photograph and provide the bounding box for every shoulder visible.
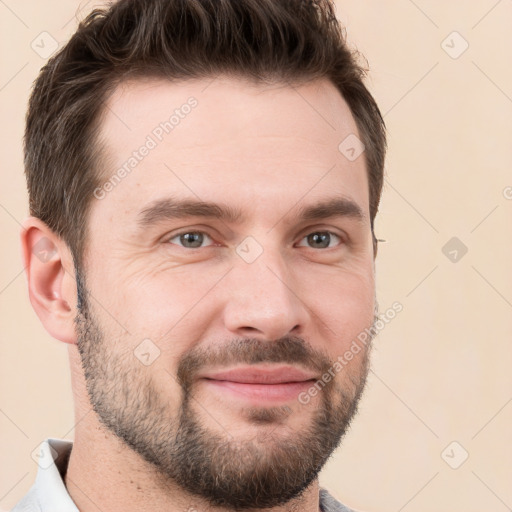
[319,487,363,512]
[8,484,40,512]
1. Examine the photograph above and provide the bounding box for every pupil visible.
[182,232,202,247]
[309,232,329,248]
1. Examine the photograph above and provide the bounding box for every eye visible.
[296,231,343,249]
[167,231,214,249]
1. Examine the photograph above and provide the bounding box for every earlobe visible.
[20,217,78,345]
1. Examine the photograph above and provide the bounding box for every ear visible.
[20,217,79,345]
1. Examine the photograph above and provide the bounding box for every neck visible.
[65,431,320,512]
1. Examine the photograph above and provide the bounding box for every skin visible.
[21,75,377,512]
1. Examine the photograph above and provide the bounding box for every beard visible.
[74,267,377,509]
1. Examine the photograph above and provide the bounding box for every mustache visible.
[176,336,333,392]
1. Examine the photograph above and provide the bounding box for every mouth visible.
[198,365,318,403]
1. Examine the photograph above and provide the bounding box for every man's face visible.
[75,76,377,509]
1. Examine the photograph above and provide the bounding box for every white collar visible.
[12,438,79,512]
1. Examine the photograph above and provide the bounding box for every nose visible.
[221,250,310,341]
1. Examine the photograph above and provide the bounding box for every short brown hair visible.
[24,0,386,270]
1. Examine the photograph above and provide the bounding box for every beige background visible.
[1,1,511,511]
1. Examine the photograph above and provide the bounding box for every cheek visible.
[102,263,227,349]
[300,266,375,346]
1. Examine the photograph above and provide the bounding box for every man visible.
[13,0,386,511]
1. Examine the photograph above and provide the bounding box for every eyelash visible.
[166,229,345,250]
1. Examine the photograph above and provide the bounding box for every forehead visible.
[101,74,359,136]
[92,75,368,230]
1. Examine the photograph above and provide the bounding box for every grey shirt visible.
[319,488,358,512]
[11,438,358,512]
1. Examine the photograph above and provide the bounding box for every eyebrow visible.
[136,196,366,230]
[137,198,244,228]
[295,197,365,223]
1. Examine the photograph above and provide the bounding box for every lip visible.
[199,365,318,384]
[198,365,318,403]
